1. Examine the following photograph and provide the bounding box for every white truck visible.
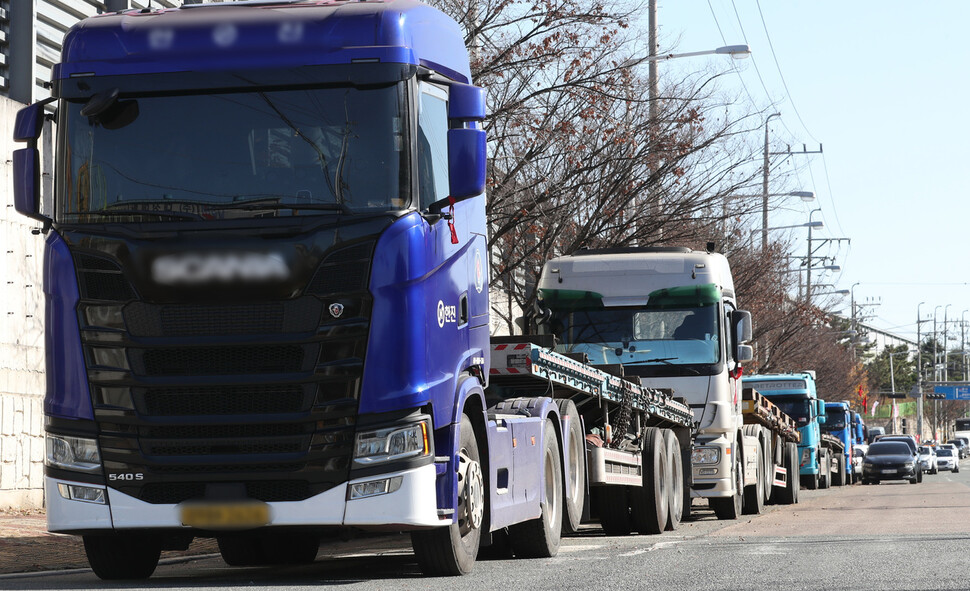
[534,246,786,519]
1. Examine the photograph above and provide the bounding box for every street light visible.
[748,221,823,246]
[642,43,751,240]
[722,191,815,235]
[805,208,826,300]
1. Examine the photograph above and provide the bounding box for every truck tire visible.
[630,427,668,535]
[595,487,632,536]
[833,454,845,487]
[681,445,694,522]
[412,414,485,576]
[509,419,563,558]
[83,534,161,580]
[775,442,797,505]
[555,399,585,534]
[664,430,684,531]
[819,449,831,489]
[742,444,764,515]
[218,532,319,566]
[710,444,742,520]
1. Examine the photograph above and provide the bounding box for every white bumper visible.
[46,463,444,533]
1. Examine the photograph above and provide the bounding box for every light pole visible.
[723,191,814,235]
[917,302,926,440]
[748,220,823,247]
[762,112,781,251]
[642,40,750,236]
[934,304,944,441]
[805,208,824,301]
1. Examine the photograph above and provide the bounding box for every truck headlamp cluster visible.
[354,420,431,465]
[691,446,720,465]
[57,483,106,504]
[46,434,102,473]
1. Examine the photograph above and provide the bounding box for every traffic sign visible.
[931,385,970,400]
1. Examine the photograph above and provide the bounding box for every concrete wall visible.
[0,95,47,509]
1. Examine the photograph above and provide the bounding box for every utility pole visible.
[762,113,780,252]
[646,0,659,228]
[917,302,926,441]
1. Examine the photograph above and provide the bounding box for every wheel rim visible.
[568,429,582,502]
[458,450,484,535]
[544,444,560,526]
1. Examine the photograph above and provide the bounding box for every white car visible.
[853,444,869,476]
[918,445,937,474]
[935,445,960,472]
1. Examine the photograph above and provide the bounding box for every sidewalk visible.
[0,509,217,575]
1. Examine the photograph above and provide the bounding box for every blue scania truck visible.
[12,0,694,580]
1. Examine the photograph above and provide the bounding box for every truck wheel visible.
[742,445,764,515]
[833,454,845,487]
[83,534,161,580]
[664,430,684,531]
[595,487,632,536]
[630,427,668,534]
[412,414,484,575]
[555,399,585,534]
[818,449,830,489]
[710,445,742,520]
[509,419,563,558]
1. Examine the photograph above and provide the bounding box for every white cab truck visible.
[534,247,773,519]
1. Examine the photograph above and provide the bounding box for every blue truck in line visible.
[822,401,854,485]
[742,372,845,490]
[11,0,697,580]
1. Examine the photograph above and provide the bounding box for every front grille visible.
[141,385,308,416]
[79,241,374,505]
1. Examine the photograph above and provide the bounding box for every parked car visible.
[862,441,921,484]
[936,445,961,472]
[946,438,969,459]
[918,445,938,474]
[852,444,868,477]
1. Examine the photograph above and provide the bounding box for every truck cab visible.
[743,373,827,489]
[534,247,755,519]
[822,401,854,485]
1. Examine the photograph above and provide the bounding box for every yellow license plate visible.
[179,501,270,529]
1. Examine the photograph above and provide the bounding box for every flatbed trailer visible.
[488,339,694,536]
[741,388,802,507]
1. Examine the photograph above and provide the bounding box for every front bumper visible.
[862,464,917,480]
[46,463,444,534]
[690,436,735,498]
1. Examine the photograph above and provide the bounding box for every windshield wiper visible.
[85,209,203,221]
[622,357,700,375]
[218,202,353,215]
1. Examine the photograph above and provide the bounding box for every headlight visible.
[46,434,102,473]
[904,462,914,469]
[354,420,431,465]
[691,446,720,465]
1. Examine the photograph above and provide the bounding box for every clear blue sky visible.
[658,1,970,347]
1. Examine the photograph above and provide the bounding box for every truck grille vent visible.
[125,299,323,337]
[141,423,307,440]
[75,254,136,301]
[138,345,308,376]
[142,438,308,456]
[138,481,312,504]
[141,385,308,416]
[306,241,374,295]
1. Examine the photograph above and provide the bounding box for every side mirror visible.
[13,100,54,224]
[447,83,487,201]
[816,400,827,424]
[736,344,753,364]
[733,310,752,343]
[447,128,486,199]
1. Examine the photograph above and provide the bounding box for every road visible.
[6,469,970,591]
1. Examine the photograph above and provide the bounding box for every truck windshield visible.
[767,398,812,425]
[822,414,846,430]
[549,305,720,366]
[56,84,408,222]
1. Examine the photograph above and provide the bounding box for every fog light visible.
[57,483,106,504]
[349,476,403,500]
[697,468,718,476]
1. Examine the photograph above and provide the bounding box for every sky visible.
[656,1,970,347]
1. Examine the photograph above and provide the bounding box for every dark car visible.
[861,441,920,484]
[874,435,922,482]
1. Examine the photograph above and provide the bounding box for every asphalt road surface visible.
[6,468,970,591]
